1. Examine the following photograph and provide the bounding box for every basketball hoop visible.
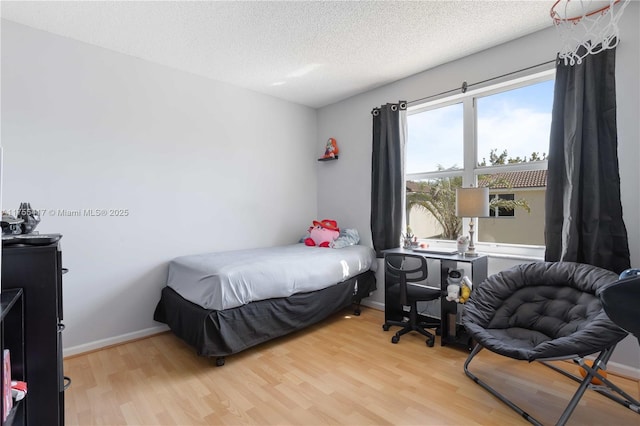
[550,0,630,65]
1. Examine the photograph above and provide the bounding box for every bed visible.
[154,243,377,365]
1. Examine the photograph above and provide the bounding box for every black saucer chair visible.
[462,261,640,426]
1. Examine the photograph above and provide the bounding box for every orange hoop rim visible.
[550,0,620,23]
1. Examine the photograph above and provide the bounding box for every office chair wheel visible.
[391,335,400,344]
[382,324,390,331]
[426,337,435,347]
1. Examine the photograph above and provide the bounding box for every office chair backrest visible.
[599,273,640,344]
[385,253,428,305]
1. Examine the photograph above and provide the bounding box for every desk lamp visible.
[455,187,489,257]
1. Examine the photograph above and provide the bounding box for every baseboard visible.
[63,325,169,358]
[602,360,640,380]
[361,300,384,311]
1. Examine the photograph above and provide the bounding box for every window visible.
[406,69,554,249]
[489,194,515,217]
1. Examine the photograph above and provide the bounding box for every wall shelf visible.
[317,156,339,162]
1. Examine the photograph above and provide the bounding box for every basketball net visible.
[551,0,630,65]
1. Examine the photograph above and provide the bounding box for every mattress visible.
[167,243,377,311]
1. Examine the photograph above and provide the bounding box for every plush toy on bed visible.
[304,219,340,248]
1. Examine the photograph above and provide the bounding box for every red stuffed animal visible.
[304,219,340,248]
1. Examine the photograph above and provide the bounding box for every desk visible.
[382,248,488,350]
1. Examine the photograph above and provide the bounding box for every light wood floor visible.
[64,307,640,425]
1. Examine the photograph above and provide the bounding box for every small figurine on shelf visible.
[321,137,339,159]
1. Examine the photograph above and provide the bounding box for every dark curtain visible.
[545,47,630,273]
[371,101,407,257]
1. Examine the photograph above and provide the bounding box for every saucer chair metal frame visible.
[462,262,640,426]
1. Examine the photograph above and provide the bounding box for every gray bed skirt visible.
[154,270,376,358]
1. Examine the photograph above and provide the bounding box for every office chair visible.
[382,253,441,347]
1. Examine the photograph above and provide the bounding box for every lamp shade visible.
[456,187,490,217]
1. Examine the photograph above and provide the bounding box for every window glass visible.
[406,103,463,173]
[478,171,547,245]
[406,177,462,240]
[477,80,553,167]
[488,194,515,217]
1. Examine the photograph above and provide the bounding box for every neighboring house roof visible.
[406,181,431,192]
[479,170,547,189]
[406,170,547,192]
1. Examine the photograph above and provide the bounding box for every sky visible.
[406,79,554,174]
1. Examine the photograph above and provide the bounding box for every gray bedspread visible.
[167,243,377,310]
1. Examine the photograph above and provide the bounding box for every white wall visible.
[1,20,318,352]
[317,3,640,376]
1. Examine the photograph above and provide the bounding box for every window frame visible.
[405,67,555,258]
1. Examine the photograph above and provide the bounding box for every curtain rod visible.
[407,58,557,106]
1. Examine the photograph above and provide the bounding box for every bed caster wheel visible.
[215,357,225,367]
[391,335,399,344]
[426,338,435,347]
[382,324,390,331]
[353,309,361,316]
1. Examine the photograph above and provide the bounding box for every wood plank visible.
[64,307,640,425]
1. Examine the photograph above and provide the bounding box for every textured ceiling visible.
[1,1,556,108]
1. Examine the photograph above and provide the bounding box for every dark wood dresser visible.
[2,241,66,426]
